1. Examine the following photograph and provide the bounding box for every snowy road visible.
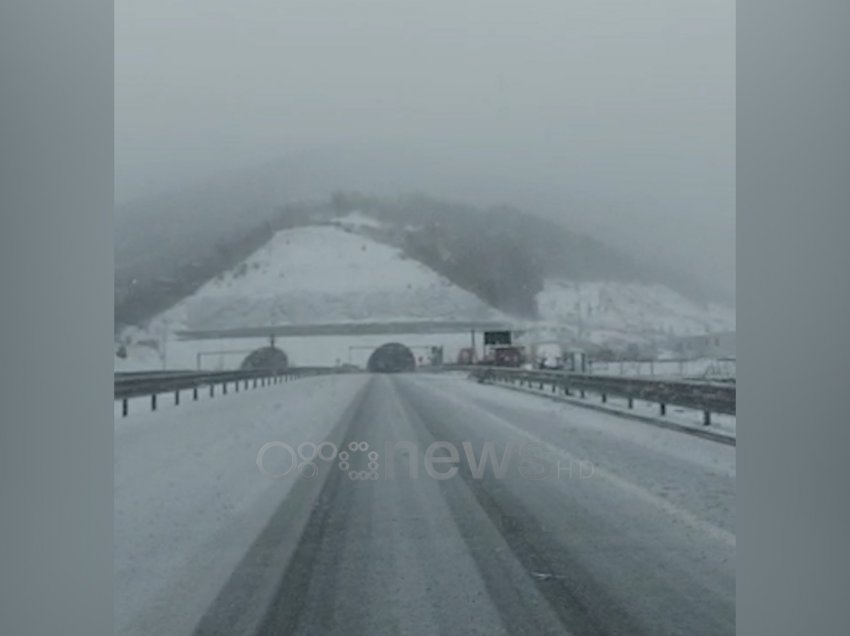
[115,373,735,636]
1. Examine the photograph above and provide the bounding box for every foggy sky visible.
[116,0,735,297]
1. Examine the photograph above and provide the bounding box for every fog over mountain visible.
[117,0,735,300]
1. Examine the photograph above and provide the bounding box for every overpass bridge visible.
[175,320,529,340]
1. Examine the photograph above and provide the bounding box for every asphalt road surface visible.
[115,372,735,636]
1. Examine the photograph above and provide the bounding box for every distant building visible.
[669,331,736,358]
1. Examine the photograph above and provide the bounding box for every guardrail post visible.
[601,393,607,403]
[193,386,198,401]
[223,382,228,395]
[659,403,666,416]
[627,396,634,409]
[703,410,711,426]
[564,383,571,396]
[210,384,214,397]
[122,399,128,417]
[580,389,585,398]
[174,390,180,405]
[253,378,257,388]
[151,393,157,411]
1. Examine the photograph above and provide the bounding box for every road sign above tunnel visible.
[483,330,512,346]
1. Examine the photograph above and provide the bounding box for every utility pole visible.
[470,329,477,362]
[155,324,168,370]
[574,281,583,342]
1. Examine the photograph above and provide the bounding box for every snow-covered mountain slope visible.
[145,224,507,334]
[115,219,734,370]
[535,279,735,346]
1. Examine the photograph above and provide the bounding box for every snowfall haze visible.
[116,0,735,298]
[113,5,737,631]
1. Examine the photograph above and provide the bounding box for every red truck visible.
[493,346,524,367]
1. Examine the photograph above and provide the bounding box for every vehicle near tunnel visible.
[479,345,526,368]
[367,342,416,373]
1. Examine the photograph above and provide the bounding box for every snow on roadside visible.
[588,357,736,380]
[114,374,369,636]
[412,372,736,466]
[497,376,736,438]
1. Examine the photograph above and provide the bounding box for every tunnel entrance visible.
[367,342,416,373]
[240,346,289,372]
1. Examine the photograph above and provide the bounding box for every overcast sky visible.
[116,0,735,297]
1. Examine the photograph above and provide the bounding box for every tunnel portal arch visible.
[367,342,416,373]
[240,346,289,372]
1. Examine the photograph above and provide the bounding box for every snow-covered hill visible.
[116,218,734,370]
[142,223,506,334]
[535,279,735,347]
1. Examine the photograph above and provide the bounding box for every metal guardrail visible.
[114,367,348,416]
[114,369,201,381]
[452,365,735,426]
